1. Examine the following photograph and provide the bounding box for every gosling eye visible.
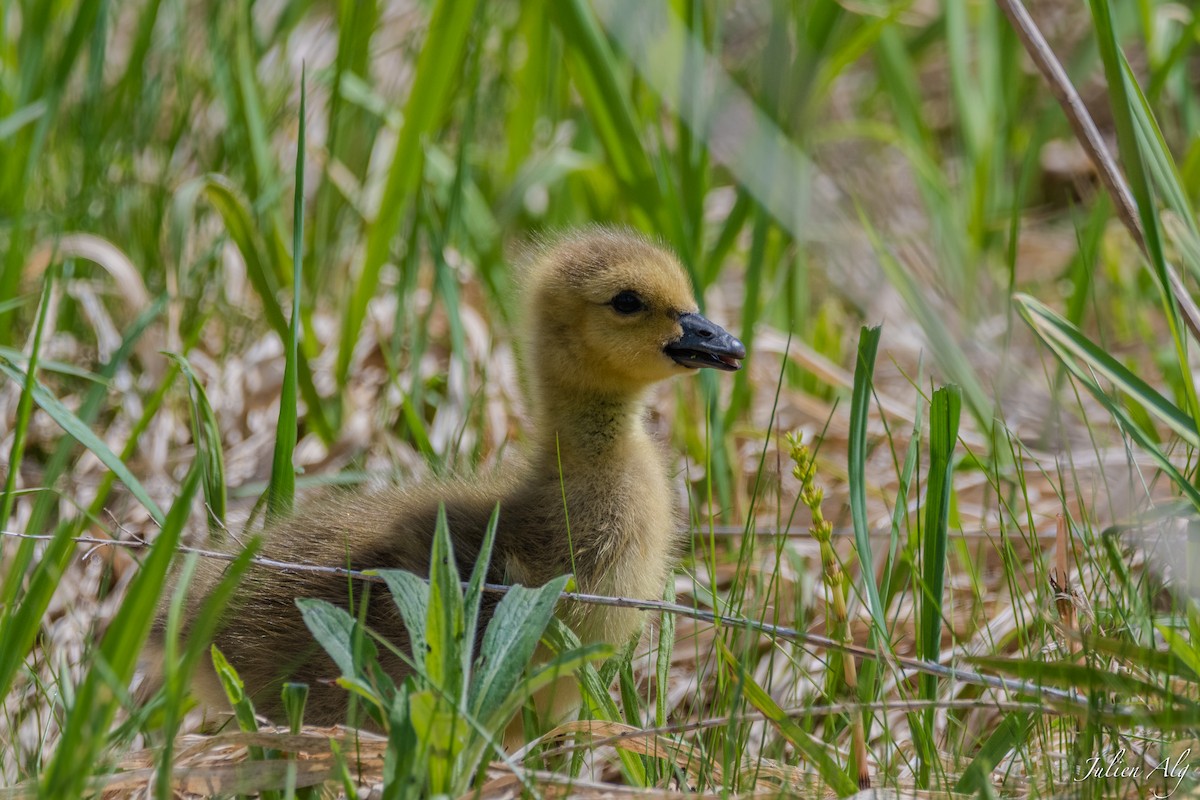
[610,291,645,315]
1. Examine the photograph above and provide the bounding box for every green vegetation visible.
[2,0,1200,796]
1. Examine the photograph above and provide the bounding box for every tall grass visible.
[2,0,1199,796]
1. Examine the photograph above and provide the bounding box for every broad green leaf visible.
[469,575,569,723]
[462,504,501,680]
[297,597,371,679]
[381,690,424,800]
[408,688,466,789]
[376,568,430,675]
[457,641,610,776]
[426,504,465,701]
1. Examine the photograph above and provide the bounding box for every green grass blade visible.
[231,12,276,205]
[1161,620,1200,680]
[111,0,164,112]
[944,0,984,161]
[0,348,103,383]
[549,0,659,215]
[0,271,54,601]
[1017,294,1197,445]
[156,541,261,797]
[972,656,1194,704]
[163,352,227,531]
[0,359,165,524]
[24,293,165,542]
[267,65,307,520]
[338,0,480,387]
[848,324,886,637]
[228,4,288,284]
[0,518,81,716]
[859,208,989,429]
[211,646,283,795]
[1123,56,1200,264]
[1083,634,1200,681]
[194,176,333,441]
[654,579,676,732]
[544,618,647,785]
[882,385,923,610]
[954,710,1032,795]
[1016,295,1200,509]
[716,637,858,796]
[311,0,379,286]
[1088,0,1200,435]
[39,464,200,798]
[917,384,961,786]
[503,2,551,177]
[0,275,67,708]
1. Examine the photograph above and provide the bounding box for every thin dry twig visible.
[0,529,1118,711]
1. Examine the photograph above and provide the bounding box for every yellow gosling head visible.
[523,227,745,397]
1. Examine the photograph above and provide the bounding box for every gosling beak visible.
[665,312,746,371]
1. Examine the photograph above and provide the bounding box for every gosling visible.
[158,227,745,729]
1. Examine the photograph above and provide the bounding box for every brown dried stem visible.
[995,0,1200,340]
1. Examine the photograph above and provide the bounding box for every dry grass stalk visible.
[1049,514,1079,655]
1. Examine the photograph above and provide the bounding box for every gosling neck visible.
[529,377,648,469]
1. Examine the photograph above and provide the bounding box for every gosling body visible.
[161,227,745,727]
